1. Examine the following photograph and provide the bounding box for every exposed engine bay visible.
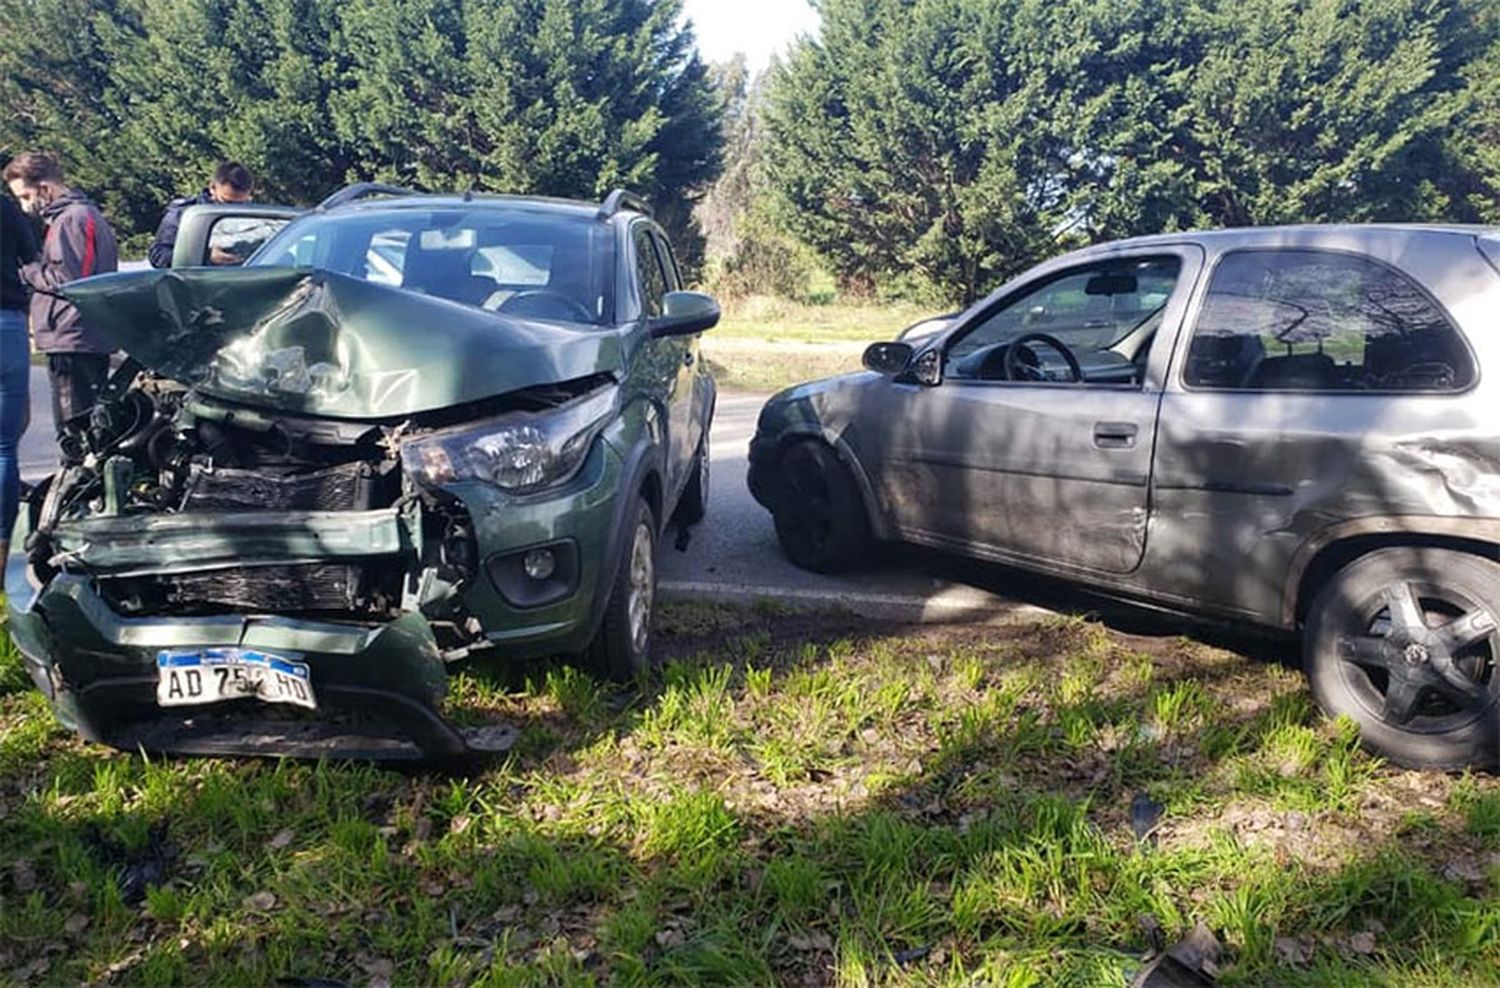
[26,360,604,660]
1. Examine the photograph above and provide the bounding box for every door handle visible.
[1093,422,1138,449]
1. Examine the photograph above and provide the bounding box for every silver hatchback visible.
[749,225,1500,770]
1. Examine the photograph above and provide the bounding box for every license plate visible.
[156,648,316,709]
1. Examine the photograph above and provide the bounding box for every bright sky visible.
[680,0,821,73]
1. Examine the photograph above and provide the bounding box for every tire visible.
[583,497,658,682]
[673,430,709,527]
[1304,547,1500,771]
[770,440,871,574]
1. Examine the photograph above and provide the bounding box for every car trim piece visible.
[1153,480,1296,497]
[892,450,1149,488]
[48,508,406,572]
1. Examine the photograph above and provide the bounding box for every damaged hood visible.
[63,267,624,418]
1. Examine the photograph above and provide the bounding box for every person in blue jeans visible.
[1,187,38,557]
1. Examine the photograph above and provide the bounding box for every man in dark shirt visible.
[4,151,119,450]
[1,187,39,555]
[148,161,255,268]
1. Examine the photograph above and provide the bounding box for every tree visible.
[761,0,1500,304]
[1,0,722,250]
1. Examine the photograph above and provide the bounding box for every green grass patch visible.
[1,601,1498,985]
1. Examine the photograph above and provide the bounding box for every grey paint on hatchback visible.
[749,225,1500,770]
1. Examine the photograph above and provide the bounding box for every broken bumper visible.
[5,568,482,760]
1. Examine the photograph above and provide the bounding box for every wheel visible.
[584,497,658,682]
[1304,547,1500,770]
[673,429,709,527]
[770,440,870,574]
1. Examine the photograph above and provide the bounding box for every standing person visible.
[148,161,255,268]
[0,184,38,556]
[3,152,119,451]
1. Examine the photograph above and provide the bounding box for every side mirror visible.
[650,291,720,338]
[863,341,914,375]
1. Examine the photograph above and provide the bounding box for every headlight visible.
[402,386,617,493]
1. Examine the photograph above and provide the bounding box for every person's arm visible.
[19,207,94,293]
[7,197,39,265]
[147,201,182,268]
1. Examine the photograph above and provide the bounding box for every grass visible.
[714,296,935,345]
[706,296,938,393]
[2,602,1499,986]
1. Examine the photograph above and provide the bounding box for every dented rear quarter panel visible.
[1146,227,1500,627]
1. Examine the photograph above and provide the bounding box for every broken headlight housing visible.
[402,387,616,493]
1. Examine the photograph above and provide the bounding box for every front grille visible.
[181,461,380,512]
[103,563,367,614]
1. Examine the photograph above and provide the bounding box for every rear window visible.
[1184,249,1475,392]
[253,207,615,325]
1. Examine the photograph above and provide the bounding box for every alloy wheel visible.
[626,520,655,656]
[1336,580,1498,730]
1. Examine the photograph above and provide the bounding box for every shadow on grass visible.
[1,602,1497,986]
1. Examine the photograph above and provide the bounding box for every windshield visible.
[252,206,616,325]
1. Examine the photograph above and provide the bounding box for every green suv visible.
[5,186,718,760]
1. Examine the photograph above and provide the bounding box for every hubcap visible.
[626,521,654,655]
[1336,580,1497,729]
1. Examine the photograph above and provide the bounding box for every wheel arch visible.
[772,428,892,541]
[1287,518,1500,627]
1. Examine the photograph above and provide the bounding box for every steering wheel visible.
[1003,332,1084,383]
[496,289,595,323]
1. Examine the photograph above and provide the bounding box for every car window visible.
[946,257,1181,382]
[652,232,681,291]
[634,227,668,318]
[253,207,615,325]
[1184,249,1474,392]
[205,215,293,265]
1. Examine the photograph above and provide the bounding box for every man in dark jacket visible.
[148,161,255,268]
[4,151,119,447]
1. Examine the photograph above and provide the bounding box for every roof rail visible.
[598,189,652,220]
[317,182,412,211]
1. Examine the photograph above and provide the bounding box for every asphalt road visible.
[17,377,1033,622]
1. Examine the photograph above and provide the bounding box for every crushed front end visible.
[5,268,629,760]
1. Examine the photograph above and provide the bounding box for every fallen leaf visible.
[64,913,90,935]
[654,928,685,949]
[1274,936,1312,966]
[269,828,295,850]
[449,814,472,836]
[1348,930,1376,955]
[1442,858,1483,884]
[787,931,833,952]
[243,890,277,911]
[10,859,36,893]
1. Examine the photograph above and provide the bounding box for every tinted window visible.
[254,207,614,325]
[1185,250,1473,392]
[634,228,667,317]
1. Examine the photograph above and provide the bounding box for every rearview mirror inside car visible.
[1085,272,1138,296]
[650,291,721,338]
[863,341,914,375]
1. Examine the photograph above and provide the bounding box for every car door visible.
[867,246,1203,575]
[630,225,692,499]
[650,230,704,483]
[171,203,305,268]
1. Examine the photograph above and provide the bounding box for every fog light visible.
[523,548,556,581]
